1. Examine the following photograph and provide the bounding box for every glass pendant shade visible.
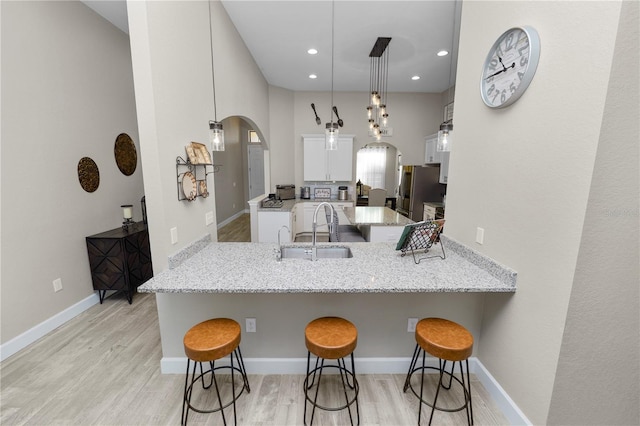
[325,122,339,150]
[366,106,372,119]
[209,121,225,152]
[437,122,453,152]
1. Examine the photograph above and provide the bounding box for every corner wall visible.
[447,1,624,423]
[1,1,143,345]
[547,1,639,423]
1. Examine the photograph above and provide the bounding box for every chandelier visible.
[367,37,392,141]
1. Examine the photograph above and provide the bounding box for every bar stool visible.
[304,316,360,426]
[403,317,474,425]
[181,318,250,425]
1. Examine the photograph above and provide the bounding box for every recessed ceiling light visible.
[309,74,317,79]
[307,48,318,55]
[437,50,449,57]
[411,75,420,81]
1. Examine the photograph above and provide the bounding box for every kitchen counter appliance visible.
[301,186,311,199]
[276,184,295,200]
[338,186,348,200]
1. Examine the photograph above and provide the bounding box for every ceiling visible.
[83,0,461,94]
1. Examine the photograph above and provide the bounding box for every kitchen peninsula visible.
[139,235,516,374]
[343,206,414,242]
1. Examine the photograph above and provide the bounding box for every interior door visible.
[248,145,265,200]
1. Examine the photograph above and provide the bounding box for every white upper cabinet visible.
[424,134,444,164]
[303,135,353,182]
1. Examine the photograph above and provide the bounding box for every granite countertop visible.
[257,198,355,212]
[139,235,517,294]
[342,206,414,226]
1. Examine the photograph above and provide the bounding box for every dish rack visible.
[396,220,446,264]
[175,156,221,202]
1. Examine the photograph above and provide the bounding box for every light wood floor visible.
[1,292,509,425]
[218,213,251,242]
[3,214,507,424]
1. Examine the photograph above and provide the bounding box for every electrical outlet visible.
[476,227,485,244]
[170,227,178,245]
[53,278,63,293]
[245,318,256,333]
[407,318,418,332]
[205,211,214,226]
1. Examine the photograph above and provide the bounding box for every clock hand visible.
[485,61,516,80]
[485,69,506,80]
[498,56,508,71]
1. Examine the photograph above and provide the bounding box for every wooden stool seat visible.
[305,316,357,360]
[184,318,241,362]
[404,317,474,425]
[416,317,474,361]
[181,318,249,425]
[304,316,360,425]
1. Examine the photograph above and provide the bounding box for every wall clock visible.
[480,26,540,108]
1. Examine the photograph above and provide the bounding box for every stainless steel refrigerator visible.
[397,165,446,221]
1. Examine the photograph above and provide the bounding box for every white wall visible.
[1,1,143,344]
[127,0,270,272]
[447,1,631,424]
[290,91,443,191]
[547,2,639,424]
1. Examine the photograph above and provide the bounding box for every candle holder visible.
[121,204,134,231]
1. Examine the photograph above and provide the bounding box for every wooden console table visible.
[86,222,153,304]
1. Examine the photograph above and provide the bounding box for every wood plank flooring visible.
[218,213,251,242]
[1,292,509,425]
[2,213,508,424]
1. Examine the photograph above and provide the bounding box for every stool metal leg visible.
[308,356,325,426]
[404,343,420,392]
[418,348,426,425]
[209,360,227,426]
[235,346,251,393]
[427,360,446,425]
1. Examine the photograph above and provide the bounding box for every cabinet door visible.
[327,137,353,181]
[439,152,450,184]
[258,211,293,243]
[293,204,304,237]
[303,136,353,182]
[303,138,328,181]
[425,134,441,164]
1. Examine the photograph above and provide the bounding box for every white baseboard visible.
[0,293,100,362]
[217,209,250,229]
[161,355,530,425]
[473,358,532,425]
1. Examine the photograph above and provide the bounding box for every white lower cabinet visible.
[359,225,406,243]
[257,211,293,243]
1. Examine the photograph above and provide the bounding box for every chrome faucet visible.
[311,202,335,261]
[276,225,290,261]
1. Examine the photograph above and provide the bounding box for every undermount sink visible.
[279,246,353,259]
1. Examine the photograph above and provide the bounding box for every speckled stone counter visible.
[342,206,414,226]
[139,235,517,294]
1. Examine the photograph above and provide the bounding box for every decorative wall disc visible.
[114,133,137,176]
[78,157,100,193]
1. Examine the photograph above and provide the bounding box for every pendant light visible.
[325,0,338,150]
[366,37,392,141]
[207,0,224,151]
[437,2,457,153]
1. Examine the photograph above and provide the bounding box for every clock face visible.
[480,26,540,108]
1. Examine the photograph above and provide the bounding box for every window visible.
[249,130,261,143]
[356,146,387,189]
